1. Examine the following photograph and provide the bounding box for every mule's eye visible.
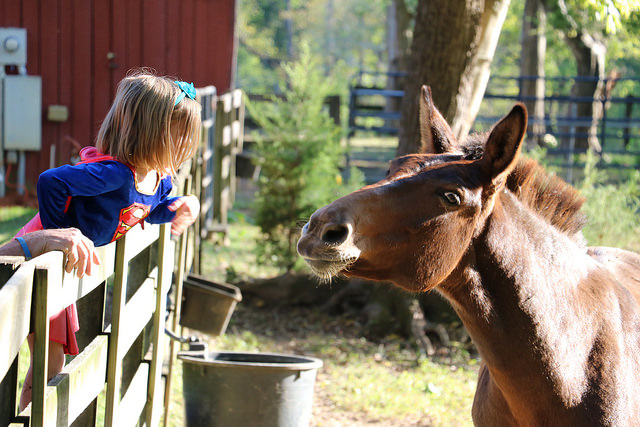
[441,191,461,206]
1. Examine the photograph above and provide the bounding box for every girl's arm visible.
[146,177,199,234]
[146,176,198,230]
[147,193,200,235]
[146,176,180,224]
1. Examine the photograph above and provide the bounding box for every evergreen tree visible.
[248,46,363,271]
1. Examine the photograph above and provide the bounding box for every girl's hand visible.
[168,195,200,235]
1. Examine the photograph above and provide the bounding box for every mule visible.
[297,86,640,426]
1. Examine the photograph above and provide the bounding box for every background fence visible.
[347,71,640,182]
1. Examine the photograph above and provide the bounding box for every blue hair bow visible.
[174,80,196,105]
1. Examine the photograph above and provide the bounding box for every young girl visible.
[16,70,202,411]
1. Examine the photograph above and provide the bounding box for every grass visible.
[309,340,477,425]
[199,210,280,283]
[578,153,640,252]
[164,356,185,426]
[210,301,478,426]
[0,205,37,242]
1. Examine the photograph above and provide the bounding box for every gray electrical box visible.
[2,75,42,151]
[0,28,27,67]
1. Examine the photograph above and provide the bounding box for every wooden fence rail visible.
[347,71,640,157]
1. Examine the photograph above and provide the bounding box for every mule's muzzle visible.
[297,220,352,255]
[297,218,360,278]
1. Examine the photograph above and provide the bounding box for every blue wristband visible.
[15,236,32,260]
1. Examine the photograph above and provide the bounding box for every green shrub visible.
[523,148,640,252]
[248,46,364,271]
[578,152,640,252]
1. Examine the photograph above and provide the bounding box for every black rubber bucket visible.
[179,274,242,336]
[178,351,323,427]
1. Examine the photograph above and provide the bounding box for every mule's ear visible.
[419,85,459,154]
[481,103,527,180]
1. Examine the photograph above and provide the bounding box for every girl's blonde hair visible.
[96,69,201,175]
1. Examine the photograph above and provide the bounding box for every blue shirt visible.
[37,148,178,246]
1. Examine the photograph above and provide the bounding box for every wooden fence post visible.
[30,258,55,427]
[146,224,172,425]
[104,232,129,426]
[210,89,245,243]
[104,224,166,427]
[162,225,189,427]
[0,260,34,426]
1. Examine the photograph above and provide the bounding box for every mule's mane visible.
[506,158,587,236]
[462,133,587,236]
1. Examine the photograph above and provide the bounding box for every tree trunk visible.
[539,0,606,152]
[386,0,411,74]
[324,0,335,73]
[566,32,606,152]
[519,0,547,148]
[397,0,511,156]
[385,0,411,129]
[284,0,293,58]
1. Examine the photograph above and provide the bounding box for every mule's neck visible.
[439,190,599,406]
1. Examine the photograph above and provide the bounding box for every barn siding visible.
[0,0,236,193]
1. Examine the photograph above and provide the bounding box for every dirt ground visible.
[311,394,434,427]
[217,300,441,427]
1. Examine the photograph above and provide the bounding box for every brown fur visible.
[298,87,640,426]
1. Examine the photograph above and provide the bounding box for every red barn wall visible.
[0,0,236,195]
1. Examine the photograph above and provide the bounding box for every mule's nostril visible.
[321,224,350,245]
